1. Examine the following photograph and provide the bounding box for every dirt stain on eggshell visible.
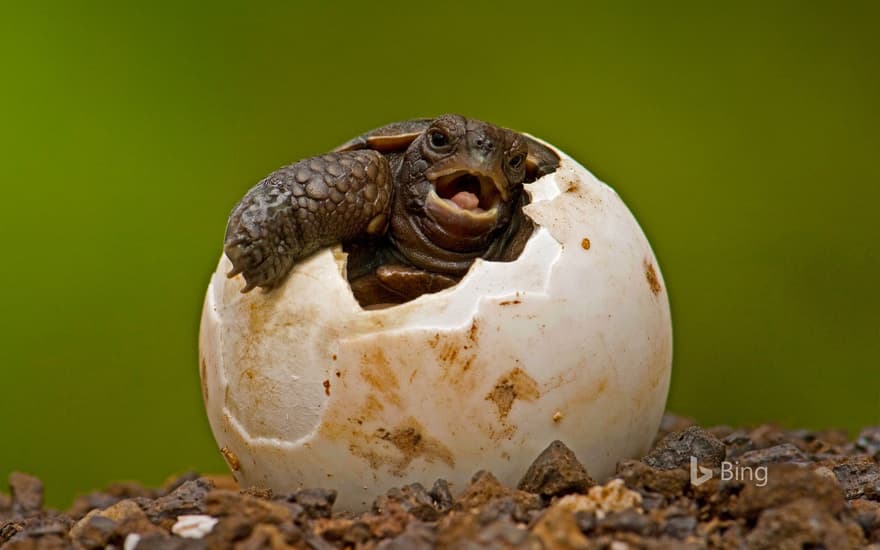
[438,342,460,364]
[321,340,457,476]
[436,330,480,385]
[359,349,401,408]
[220,446,241,472]
[548,370,611,419]
[486,368,540,420]
[633,331,673,411]
[428,333,440,349]
[558,169,580,193]
[644,260,662,296]
[246,300,270,336]
[200,357,209,403]
[590,375,609,401]
[468,320,479,343]
[324,412,454,476]
[569,373,609,406]
[377,417,455,473]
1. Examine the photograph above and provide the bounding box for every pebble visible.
[517,440,595,498]
[170,514,218,539]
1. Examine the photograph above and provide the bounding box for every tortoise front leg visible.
[225,150,392,292]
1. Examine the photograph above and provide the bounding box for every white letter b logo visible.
[690,456,713,486]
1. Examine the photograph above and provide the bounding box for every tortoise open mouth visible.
[433,170,501,211]
[425,170,502,237]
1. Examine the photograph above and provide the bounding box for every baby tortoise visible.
[224,114,559,307]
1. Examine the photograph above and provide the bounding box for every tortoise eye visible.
[429,131,449,149]
[508,153,525,169]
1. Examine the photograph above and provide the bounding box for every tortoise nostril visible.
[473,136,495,153]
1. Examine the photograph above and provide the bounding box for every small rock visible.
[9,473,43,516]
[364,500,409,540]
[69,500,135,545]
[124,532,141,550]
[304,532,338,550]
[171,514,218,539]
[597,508,654,536]
[534,475,643,548]
[517,440,595,498]
[3,533,70,549]
[374,483,441,521]
[142,479,212,526]
[737,443,811,467]
[292,488,336,519]
[236,524,292,550]
[706,424,736,440]
[69,499,157,548]
[746,498,866,549]
[70,514,117,549]
[615,460,689,496]
[204,515,256,544]
[343,521,373,546]
[722,429,755,459]
[820,455,880,500]
[428,479,453,513]
[205,490,293,525]
[375,520,435,550]
[532,499,590,549]
[856,427,880,456]
[67,482,157,520]
[161,472,202,495]
[731,464,845,520]
[475,495,538,525]
[661,513,697,539]
[471,516,534,548]
[656,413,697,441]
[748,425,787,449]
[850,499,880,543]
[581,479,643,519]
[574,510,596,533]
[453,471,541,516]
[638,491,666,511]
[0,520,24,544]
[131,531,202,550]
[643,426,726,470]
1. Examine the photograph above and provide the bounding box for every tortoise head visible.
[391,114,530,265]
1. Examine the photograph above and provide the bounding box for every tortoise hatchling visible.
[224,114,560,306]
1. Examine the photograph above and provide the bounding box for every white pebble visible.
[123,533,141,550]
[171,514,219,539]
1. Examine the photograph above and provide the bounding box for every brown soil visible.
[2,414,879,549]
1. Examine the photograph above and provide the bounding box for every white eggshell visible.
[199,145,672,511]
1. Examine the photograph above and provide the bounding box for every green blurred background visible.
[1,1,878,507]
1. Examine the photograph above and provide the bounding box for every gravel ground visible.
[3,414,879,549]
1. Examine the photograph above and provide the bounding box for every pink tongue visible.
[451,191,479,210]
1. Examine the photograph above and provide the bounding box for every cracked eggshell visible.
[199,144,672,511]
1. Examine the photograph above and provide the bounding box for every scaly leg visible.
[224,150,392,292]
